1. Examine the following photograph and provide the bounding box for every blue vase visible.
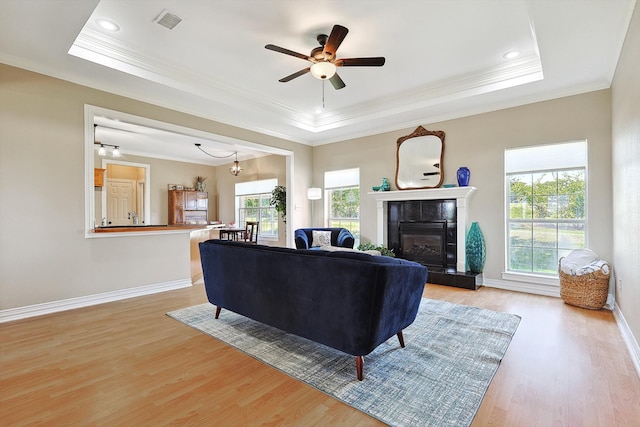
[466,221,486,273]
[457,167,470,187]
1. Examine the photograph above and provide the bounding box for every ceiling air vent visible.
[154,9,182,30]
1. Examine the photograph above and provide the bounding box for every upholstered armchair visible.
[294,227,355,250]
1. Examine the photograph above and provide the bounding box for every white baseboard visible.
[613,303,640,379]
[483,278,561,297]
[0,279,192,323]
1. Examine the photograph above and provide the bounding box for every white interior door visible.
[107,179,136,225]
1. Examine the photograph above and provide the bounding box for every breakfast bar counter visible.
[93,225,201,233]
[92,224,225,233]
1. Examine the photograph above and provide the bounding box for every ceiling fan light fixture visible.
[310,62,337,80]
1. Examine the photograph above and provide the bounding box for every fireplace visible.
[369,187,480,289]
[388,200,457,272]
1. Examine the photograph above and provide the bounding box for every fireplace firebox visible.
[399,221,448,267]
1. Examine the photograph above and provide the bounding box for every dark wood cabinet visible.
[168,190,208,224]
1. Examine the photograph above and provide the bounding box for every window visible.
[235,179,278,238]
[505,141,587,276]
[324,168,360,245]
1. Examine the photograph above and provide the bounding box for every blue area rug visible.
[167,298,520,427]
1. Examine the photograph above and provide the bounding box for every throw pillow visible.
[311,230,332,247]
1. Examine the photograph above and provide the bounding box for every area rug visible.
[167,298,521,427]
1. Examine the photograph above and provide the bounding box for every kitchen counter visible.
[92,224,225,233]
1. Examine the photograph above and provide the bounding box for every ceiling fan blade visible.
[329,73,346,90]
[322,25,349,61]
[336,57,386,67]
[265,44,311,61]
[279,67,311,82]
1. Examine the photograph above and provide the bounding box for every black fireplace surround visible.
[388,199,481,290]
[388,199,457,271]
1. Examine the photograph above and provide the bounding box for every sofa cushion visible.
[312,230,332,247]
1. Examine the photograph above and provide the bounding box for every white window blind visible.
[505,140,587,173]
[235,178,277,196]
[324,168,359,189]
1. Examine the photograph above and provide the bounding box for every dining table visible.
[218,227,246,241]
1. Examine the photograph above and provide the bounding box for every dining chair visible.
[243,221,259,244]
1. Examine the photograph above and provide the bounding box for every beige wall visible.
[0,64,311,310]
[612,4,640,356]
[313,90,613,284]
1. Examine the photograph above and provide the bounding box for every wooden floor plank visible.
[1,284,639,426]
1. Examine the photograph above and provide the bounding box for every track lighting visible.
[94,124,122,158]
[94,141,121,157]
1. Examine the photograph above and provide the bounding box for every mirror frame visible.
[395,126,445,190]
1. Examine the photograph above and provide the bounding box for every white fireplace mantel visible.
[369,186,476,272]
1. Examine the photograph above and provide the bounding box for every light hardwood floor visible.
[1,284,639,426]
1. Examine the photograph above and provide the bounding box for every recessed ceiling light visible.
[96,19,120,32]
[503,50,520,60]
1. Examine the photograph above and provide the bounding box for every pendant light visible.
[195,143,243,177]
[229,152,243,176]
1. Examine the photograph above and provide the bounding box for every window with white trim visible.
[505,141,587,276]
[324,168,360,246]
[235,179,278,239]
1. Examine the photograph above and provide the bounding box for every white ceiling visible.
[0,0,636,163]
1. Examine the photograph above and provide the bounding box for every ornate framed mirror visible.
[395,126,445,190]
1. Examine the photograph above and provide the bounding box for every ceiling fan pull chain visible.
[322,80,326,109]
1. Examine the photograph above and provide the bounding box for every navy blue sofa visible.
[294,227,355,249]
[199,239,428,380]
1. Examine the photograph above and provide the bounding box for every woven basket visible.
[559,267,610,310]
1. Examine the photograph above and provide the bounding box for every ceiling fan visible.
[265,24,385,90]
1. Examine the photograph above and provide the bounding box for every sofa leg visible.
[356,356,364,381]
[397,331,405,348]
[215,306,221,319]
